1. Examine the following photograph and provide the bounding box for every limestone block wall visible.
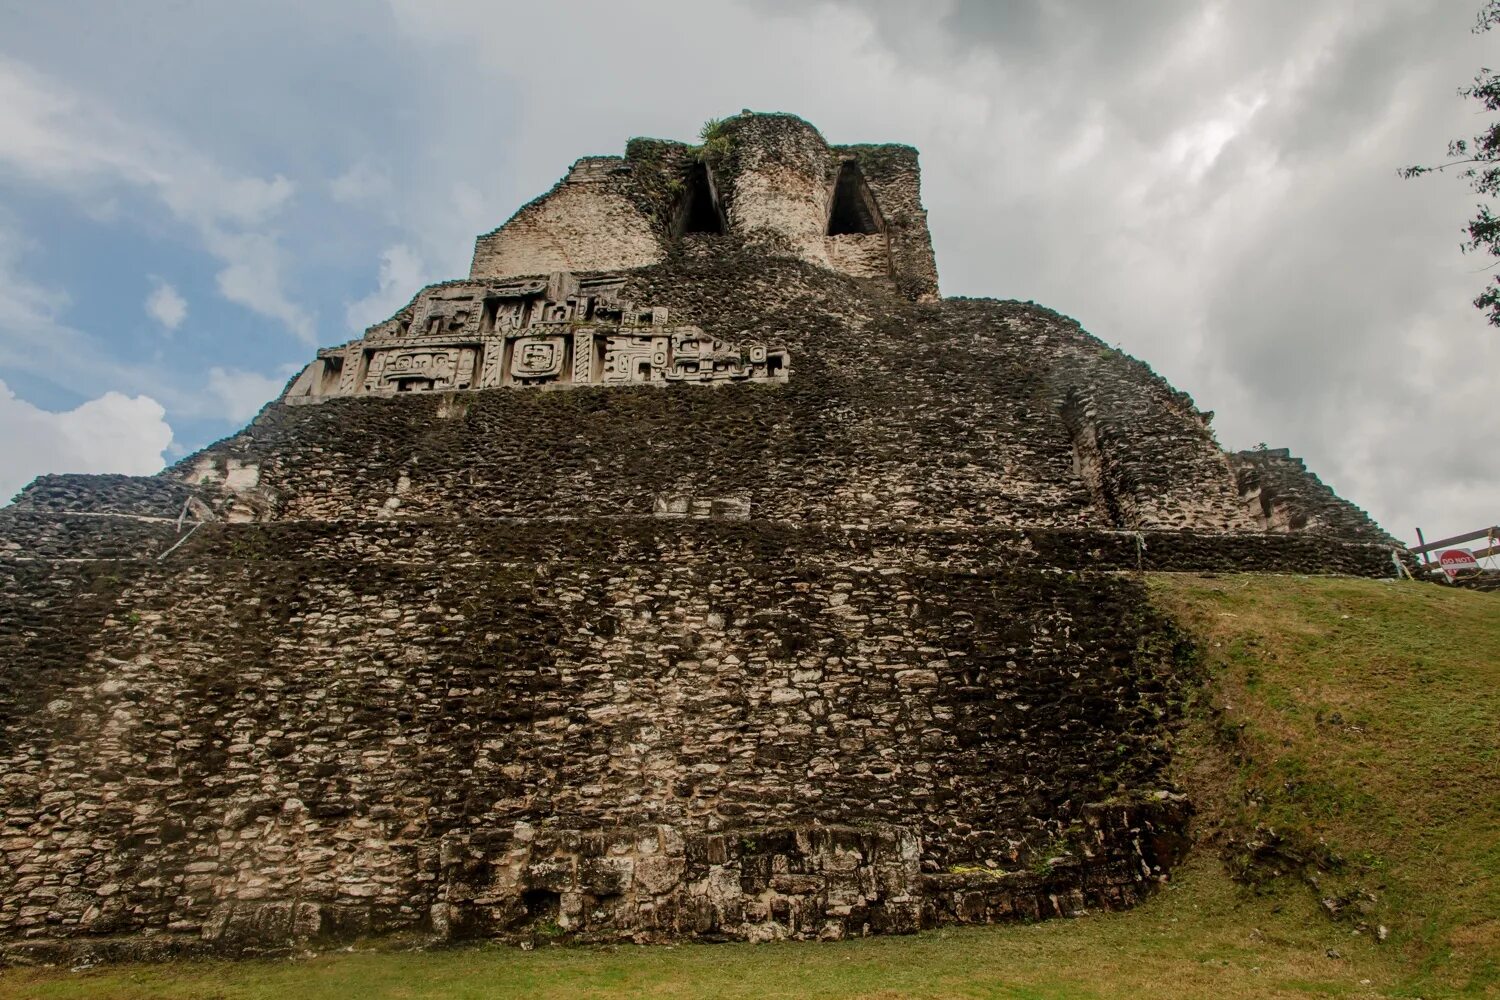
[826,234,891,279]
[5,473,199,517]
[362,807,1183,947]
[0,493,1392,963]
[13,254,1387,552]
[705,117,939,298]
[0,506,1410,577]
[0,513,1198,957]
[108,254,1302,538]
[1049,341,1257,533]
[842,143,940,300]
[1230,448,1394,542]
[470,158,662,279]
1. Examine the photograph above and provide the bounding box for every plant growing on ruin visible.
[698,117,734,162]
[1028,834,1075,875]
[1402,1,1500,326]
[949,863,1013,879]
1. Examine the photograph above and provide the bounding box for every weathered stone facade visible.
[470,113,939,301]
[1230,447,1393,542]
[283,271,788,405]
[0,113,1401,962]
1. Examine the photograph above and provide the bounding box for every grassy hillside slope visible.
[2,575,1494,1000]
[1151,574,1499,998]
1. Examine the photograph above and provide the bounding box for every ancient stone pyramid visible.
[0,112,1401,960]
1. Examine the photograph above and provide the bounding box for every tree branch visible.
[1402,157,1486,177]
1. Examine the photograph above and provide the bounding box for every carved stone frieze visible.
[283,272,789,404]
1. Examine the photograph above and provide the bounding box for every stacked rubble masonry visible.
[0,113,1402,962]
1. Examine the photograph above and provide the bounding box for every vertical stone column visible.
[718,114,836,266]
[572,329,594,384]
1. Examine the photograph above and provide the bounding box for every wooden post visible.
[1415,527,1432,567]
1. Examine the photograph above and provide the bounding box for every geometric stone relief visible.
[284,271,790,404]
[653,494,752,519]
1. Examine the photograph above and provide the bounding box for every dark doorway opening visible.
[827,162,883,235]
[675,163,726,236]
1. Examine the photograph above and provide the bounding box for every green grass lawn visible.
[2,575,1495,1000]
[1150,574,1500,998]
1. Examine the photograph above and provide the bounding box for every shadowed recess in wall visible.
[675,163,726,236]
[827,161,883,236]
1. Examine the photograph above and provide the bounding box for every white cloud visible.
[145,279,187,331]
[164,172,295,229]
[0,379,173,504]
[208,230,316,343]
[0,57,313,342]
[331,160,393,204]
[206,366,284,423]
[345,243,428,331]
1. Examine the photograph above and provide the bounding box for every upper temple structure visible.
[468,115,938,295]
[0,113,1404,963]
[281,114,933,406]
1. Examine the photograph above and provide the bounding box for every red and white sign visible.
[1439,549,1479,579]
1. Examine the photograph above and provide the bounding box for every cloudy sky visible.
[1,0,1494,542]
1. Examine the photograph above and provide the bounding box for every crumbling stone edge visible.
[1,799,1189,965]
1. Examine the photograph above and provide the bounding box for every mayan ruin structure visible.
[0,112,1403,962]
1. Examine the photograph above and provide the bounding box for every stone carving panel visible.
[511,337,566,382]
[360,345,478,394]
[412,293,480,340]
[666,331,767,383]
[601,333,670,385]
[598,330,788,386]
[283,272,789,404]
